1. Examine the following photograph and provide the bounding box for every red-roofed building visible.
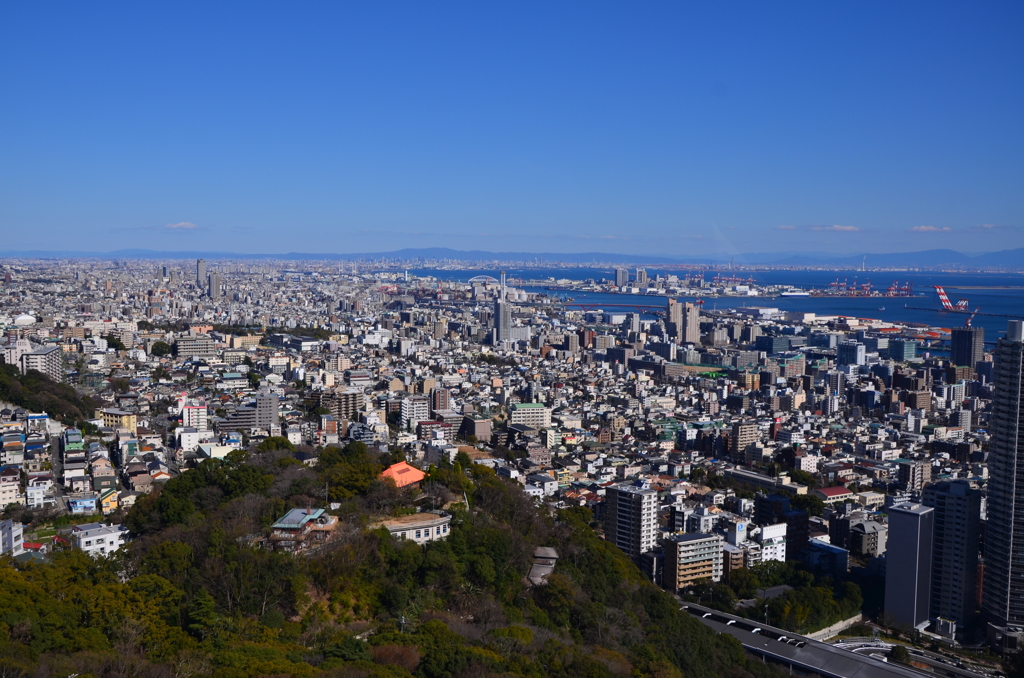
[380,462,426,489]
[813,486,855,506]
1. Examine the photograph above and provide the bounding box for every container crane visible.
[965,307,981,327]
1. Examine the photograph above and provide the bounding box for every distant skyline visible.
[2,2,1022,255]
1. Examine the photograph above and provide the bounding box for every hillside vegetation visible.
[0,443,785,678]
[0,363,92,422]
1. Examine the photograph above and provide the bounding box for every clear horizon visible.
[2,2,1022,256]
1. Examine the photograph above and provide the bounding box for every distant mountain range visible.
[0,246,1022,269]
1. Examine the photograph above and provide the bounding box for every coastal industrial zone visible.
[0,256,1022,678]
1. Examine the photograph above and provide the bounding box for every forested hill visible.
[0,363,93,423]
[0,442,784,678]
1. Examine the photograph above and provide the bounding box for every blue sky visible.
[1,2,1022,255]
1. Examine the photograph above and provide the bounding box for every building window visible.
[416,530,421,539]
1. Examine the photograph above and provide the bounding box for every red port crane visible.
[965,307,981,327]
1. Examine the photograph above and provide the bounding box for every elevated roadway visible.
[683,603,993,678]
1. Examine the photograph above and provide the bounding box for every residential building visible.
[374,511,451,544]
[0,465,23,507]
[95,409,137,431]
[898,459,932,492]
[494,298,512,343]
[71,523,129,557]
[663,533,724,590]
[730,421,757,462]
[923,480,981,628]
[400,396,430,430]
[380,461,425,488]
[756,523,787,562]
[268,508,338,553]
[605,481,658,560]
[20,345,64,382]
[320,387,365,421]
[509,402,552,428]
[0,518,23,557]
[849,521,887,558]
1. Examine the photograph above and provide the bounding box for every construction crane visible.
[965,307,981,327]
[934,285,969,311]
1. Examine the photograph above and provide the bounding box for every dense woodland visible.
[0,365,93,423]
[0,441,788,678]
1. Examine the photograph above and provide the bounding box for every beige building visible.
[96,409,137,431]
[663,533,724,591]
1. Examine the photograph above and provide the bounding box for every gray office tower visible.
[982,321,1024,645]
[951,326,985,370]
[494,272,511,343]
[922,480,981,628]
[681,302,701,344]
[884,503,934,630]
[615,268,629,288]
[196,258,207,285]
[208,273,222,298]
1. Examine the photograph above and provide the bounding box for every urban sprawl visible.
[2,258,1023,665]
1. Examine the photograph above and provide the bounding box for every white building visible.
[509,403,552,428]
[374,511,451,544]
[525,474,559,496]
[756,523,787,562]
[0,519,24,557]
[177,427,216,452]
[400,396,430,430]
[70,523,129,558]
[181,403,208,430]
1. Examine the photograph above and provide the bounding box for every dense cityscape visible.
[0,255,1022,676]
[3,1,1023,676]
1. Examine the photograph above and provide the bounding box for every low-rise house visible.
[373,511,451,544]
[99,488,119,515]
[71,522,129,557]
[0,465,23,507]
[379,461,426,488]
[268,508,338,553]
[67,492,98,514]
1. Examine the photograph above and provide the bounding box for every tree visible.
[791,493,825,516]
[889,645,911,664]
[788,469,818,488]
[104,334,127,351]
[256,437,295,453]
[151,341,172,357]
[1004,647,1024,678]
